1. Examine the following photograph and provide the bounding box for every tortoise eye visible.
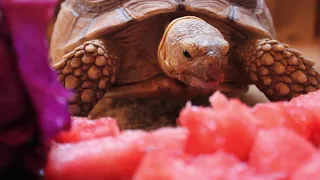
[183,49,192,59]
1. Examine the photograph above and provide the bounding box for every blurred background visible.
[266,0,320,44]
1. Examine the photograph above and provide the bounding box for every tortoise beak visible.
[180,50,228,89]
[193,52,228,80]
[185,73,225,89]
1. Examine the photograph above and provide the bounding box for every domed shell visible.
[50,0,276,64]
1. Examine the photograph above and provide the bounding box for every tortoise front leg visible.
[237,38,320,101]
[52,39,119,116]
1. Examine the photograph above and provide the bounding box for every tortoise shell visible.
[50,0,276,66]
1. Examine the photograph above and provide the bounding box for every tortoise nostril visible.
[206,76,214,82]
[209,64,213,67]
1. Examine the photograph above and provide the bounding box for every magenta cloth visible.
[0,0,70,173]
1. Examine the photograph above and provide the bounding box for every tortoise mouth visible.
[182,72,225,89]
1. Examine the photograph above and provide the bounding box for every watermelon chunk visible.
[179,97,258,160]
[209,91,229,110]
[249,128,316,179]
[289,90,320,146]
[45,127,187,180]
[292,152,320,180]
[251,102,315,139]
[250,102,288,128]
[290,90,320,120]
[310,122,320,147]
[45,90,320,179]
[282,103,316,139]
[54,117,120,143]
[210,91,316,139]
[134,149,276,180]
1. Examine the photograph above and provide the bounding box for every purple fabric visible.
[0,0,71,173]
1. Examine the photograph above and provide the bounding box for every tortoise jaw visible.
[160,59,225,89]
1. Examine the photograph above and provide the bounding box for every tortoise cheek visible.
[174,64,189,74]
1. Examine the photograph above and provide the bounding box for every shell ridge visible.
[83,16,97,38]
[228,4,236,21]
[119,7,131,20]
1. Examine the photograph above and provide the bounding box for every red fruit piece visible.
[54,117,120,143]
[249,128,316,179]
[251,102,315,139]
[282,103,315,139]
[134,149,278,180]
[251,102,287,128]
[290,90,320,120]
[289,90,320,146]
[140,127,188,151]
[179,97,258,160]
[292,152,320,180]
[310,123,320,147]
[45,127,187,180]
[209,91,229,110]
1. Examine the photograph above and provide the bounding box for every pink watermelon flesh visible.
[179,98,258,160]
[251,102,315,139]
[310,123,320,147]
[211,91,316,139]
[54,117,120,143]
[45,90,320,179]
[290,90,320,120]
[289,90,320,146]
[209,91,229,110]
[45,127,187,180]
[282,103,316,139]
[249,128,316,179]
[292,152,320,180]
[133,149,275,180]
[250,102,288,128]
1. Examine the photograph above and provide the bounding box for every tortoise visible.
[50,0,320,126]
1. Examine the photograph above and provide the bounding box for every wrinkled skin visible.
[158,16,229,89]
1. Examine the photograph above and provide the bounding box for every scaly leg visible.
[237,38,320,101]
[52,39,119,116]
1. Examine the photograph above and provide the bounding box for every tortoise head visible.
[158,16,229,89]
